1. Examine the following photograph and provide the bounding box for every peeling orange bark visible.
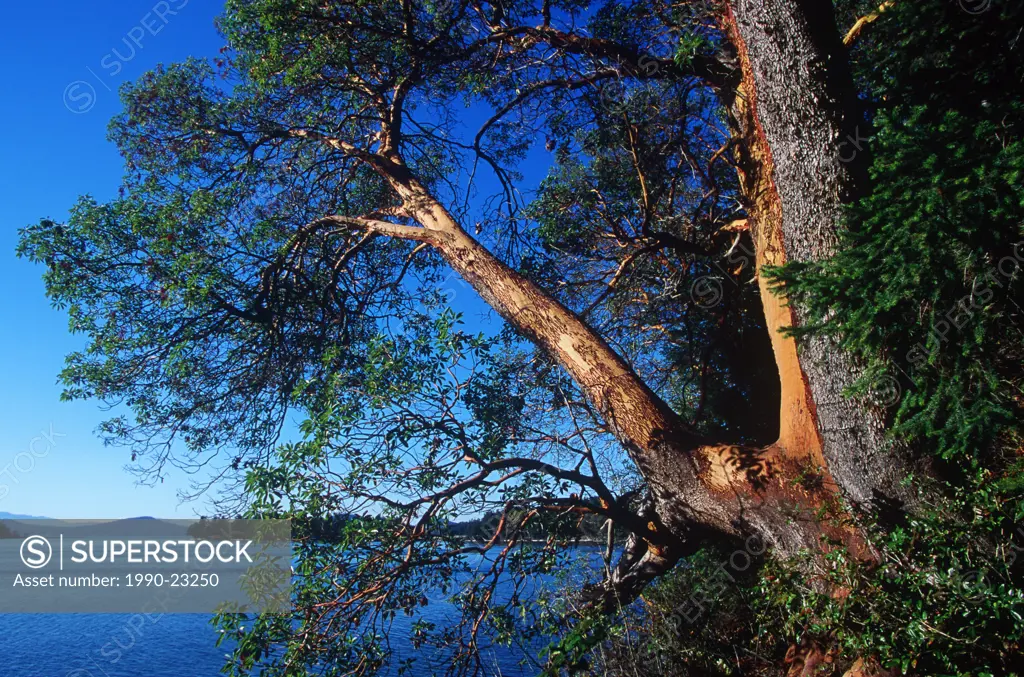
[717,3,877,563]
[722,0,921,515]
[721,6,827,473]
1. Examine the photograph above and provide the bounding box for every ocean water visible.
[1,547,610,676]
[0,610,538,677]
[2,613,230,677]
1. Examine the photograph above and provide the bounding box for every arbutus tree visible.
[20,1,1014,675]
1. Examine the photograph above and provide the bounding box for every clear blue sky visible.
[0,0,227,519]
[0,0,517,520]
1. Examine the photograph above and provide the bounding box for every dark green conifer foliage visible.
[773,0,1024,466]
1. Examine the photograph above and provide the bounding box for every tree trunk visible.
[390,175,726,532]
[372,149,869,608]
[723,0,919,513]
[346,0,927,611]
[720,3,921,668]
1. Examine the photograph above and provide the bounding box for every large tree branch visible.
[471,25,731,89]
[582,491,688,611]
[320,214,436,242]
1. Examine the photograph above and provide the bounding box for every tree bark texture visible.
[724,0,919,513]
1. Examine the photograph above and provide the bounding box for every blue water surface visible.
[2,613,229,677]
[1,547,612,676]
[0,610,535,677]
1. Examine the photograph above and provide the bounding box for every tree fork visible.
[325,1,931,601]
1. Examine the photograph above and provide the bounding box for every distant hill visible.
[0,516,195,540]
[0,512,47,536]
[0,517,192,541]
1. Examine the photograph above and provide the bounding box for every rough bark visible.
[720,16,827,473]
[720,4,923,667]
[724,0,919,513]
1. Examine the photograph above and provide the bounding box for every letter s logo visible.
[20,535,53,569]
